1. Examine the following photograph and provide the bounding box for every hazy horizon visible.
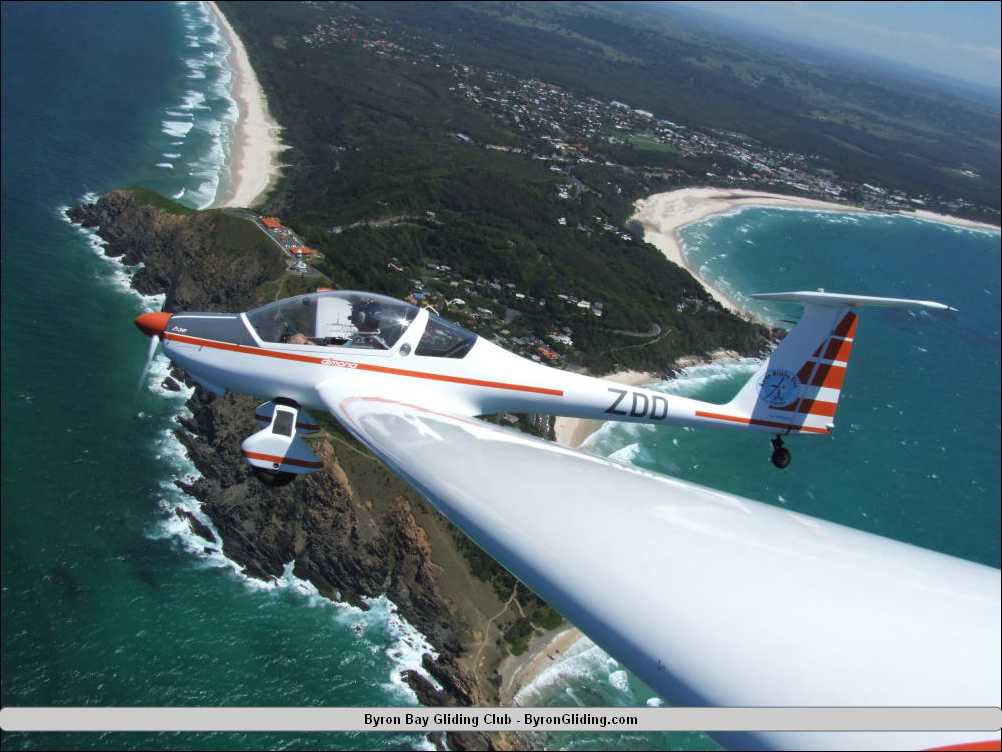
[671,1,1002,91]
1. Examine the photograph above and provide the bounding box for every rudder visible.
[727,304,857,435]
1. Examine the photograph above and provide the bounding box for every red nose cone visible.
[134,311,172,337]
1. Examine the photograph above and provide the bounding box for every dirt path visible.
[473,583,519,671]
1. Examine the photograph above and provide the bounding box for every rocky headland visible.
[69,190,537,751]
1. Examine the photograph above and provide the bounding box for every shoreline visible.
[552,370,656,449]
[208,1,286,209]
[631,187,1000,320]
[498,626,584,705]
[552,353,743,450]
[555,187,1001,452]
[907,208,1001,232]
[631,188,867,319]
[68,192,494,725]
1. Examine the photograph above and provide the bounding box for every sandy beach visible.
[209,2,286,209]
[631,187,999,318]
[498,626,584,705]
[631,188,870,317]
[552,370,656,449]
[908,208,1001,232]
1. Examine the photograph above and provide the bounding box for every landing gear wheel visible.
[771,435,791,469]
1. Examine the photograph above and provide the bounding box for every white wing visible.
[317,381,1000,751]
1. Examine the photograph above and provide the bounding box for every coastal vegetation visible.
[217,2,789,374]
[223,0,998,219]
[122,185,195,215]
[216,0,998,370]
[69,192,570,742]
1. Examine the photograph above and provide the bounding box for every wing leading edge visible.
[316,381,1000,751]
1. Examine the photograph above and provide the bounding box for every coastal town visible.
[15,3,998,752]
[255,214,323,274]
[300,6,999,225]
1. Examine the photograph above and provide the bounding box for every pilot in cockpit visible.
[349,300,389,350]
[248,292,418,350]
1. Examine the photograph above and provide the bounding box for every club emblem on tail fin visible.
[758,369,802,407]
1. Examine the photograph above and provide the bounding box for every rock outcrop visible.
[71,191,529,751]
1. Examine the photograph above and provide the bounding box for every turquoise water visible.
[484,202,999,745]
[1,3,432,750]
[583,208,1001,567]
[3,3,998,751]
[2,3,698,751]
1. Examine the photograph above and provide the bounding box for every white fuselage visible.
[162,308,781,434]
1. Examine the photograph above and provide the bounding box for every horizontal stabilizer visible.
[752,290,957,312]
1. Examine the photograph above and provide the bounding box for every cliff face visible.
[68,191,285,312]
[71,191,529,752]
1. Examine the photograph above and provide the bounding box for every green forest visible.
[216,0,997,372]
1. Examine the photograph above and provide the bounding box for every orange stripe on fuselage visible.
[926,741,1001,751]
[694,410,831,434]
[241,449,323,469]
[163,332,564,397]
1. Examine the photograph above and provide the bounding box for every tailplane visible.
[725,291,954,447]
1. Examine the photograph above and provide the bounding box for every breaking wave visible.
[161,0,238,209]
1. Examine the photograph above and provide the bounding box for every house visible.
[261,216,284,230]
[536,346,559,362]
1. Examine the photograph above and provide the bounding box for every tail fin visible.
[725,291,954,436]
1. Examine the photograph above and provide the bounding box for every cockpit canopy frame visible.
[245,291,476,358]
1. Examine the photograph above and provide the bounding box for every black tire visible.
[771,447,792,469]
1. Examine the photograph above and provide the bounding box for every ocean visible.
[2,3,435,750]
[579,208,1001,568]
[1,3,998,752]
[522,208,1000,749]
